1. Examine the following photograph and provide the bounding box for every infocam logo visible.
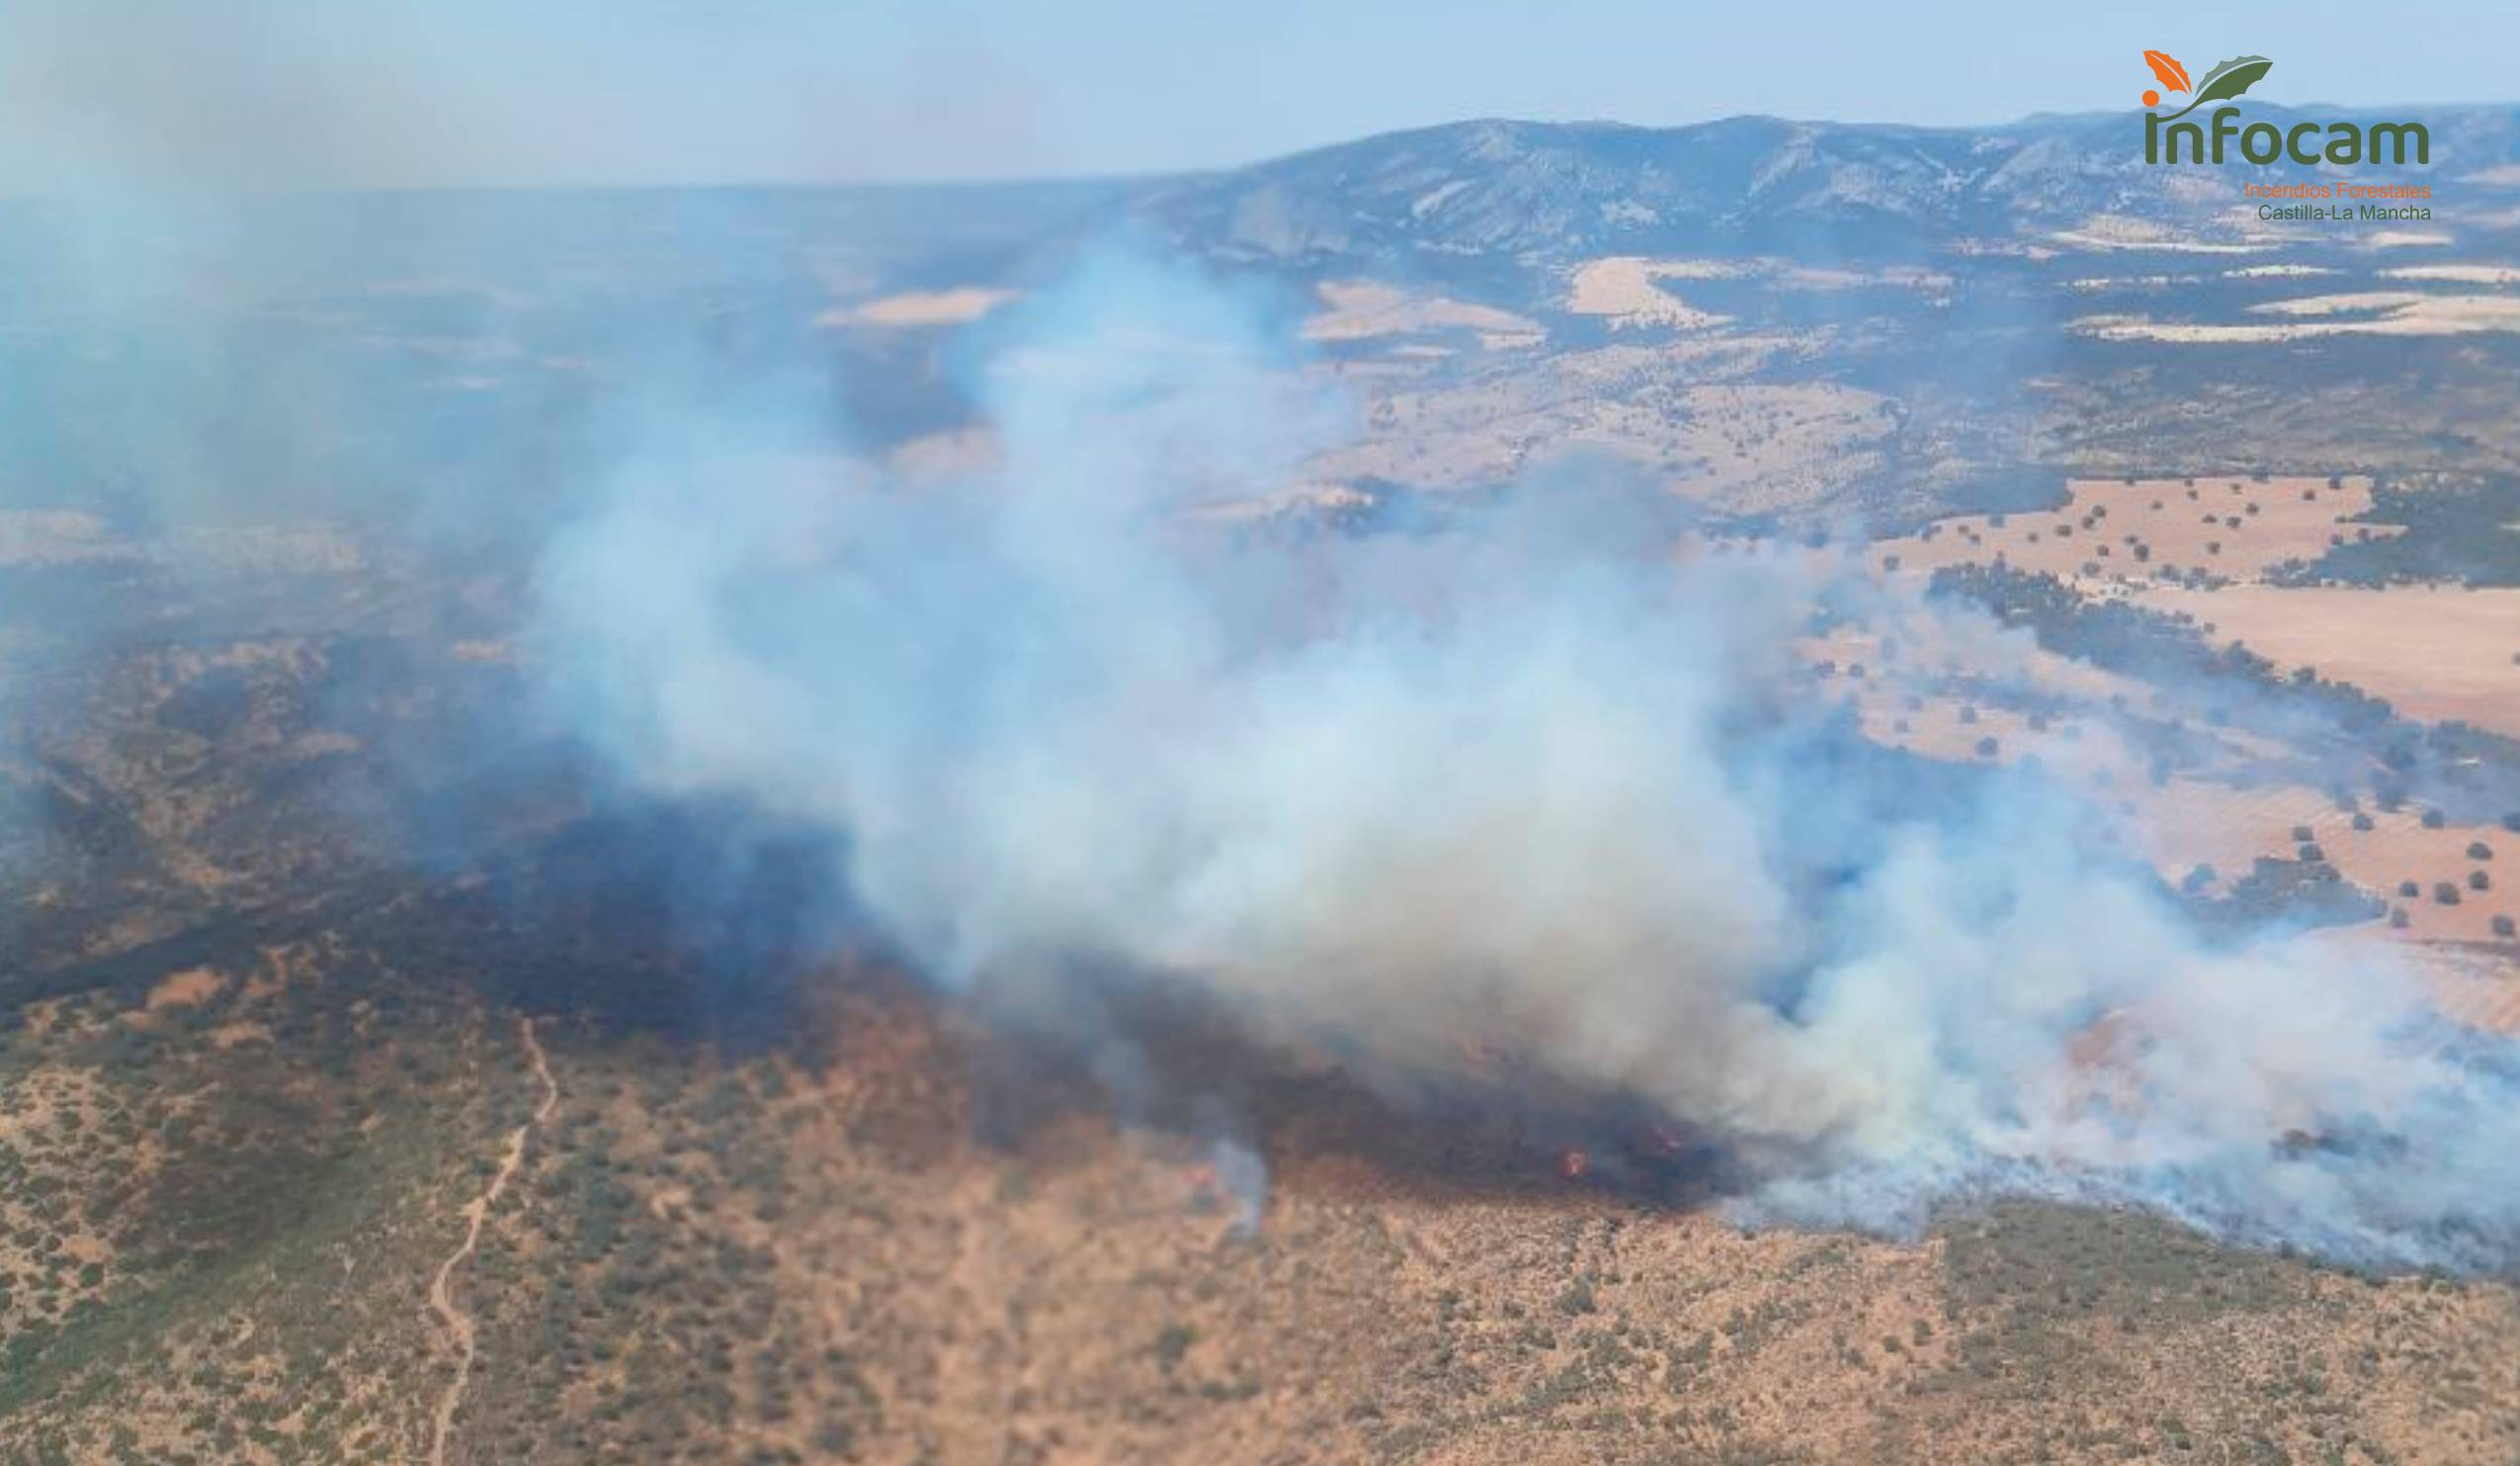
[2139,50,2427,166]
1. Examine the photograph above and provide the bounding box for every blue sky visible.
[2,0,2513,190]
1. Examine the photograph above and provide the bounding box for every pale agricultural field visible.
[1562,255,1949,322]
[820,287,1015,328]
[1806,611,2290,788]
[2046,215,2267,254]
[2381,263,2520,286]
[1562,257,1730,329]
[1303,281,1544,348]
[2076,292,2520,342]
[2111,776,2333,897]
[2302,927,2520,1035]
[1807,590,2520,975]
[2401,939,2520,1035]
[2110,775,2517,944]
[1872,475,2387,589]
[2138,583,2520,738]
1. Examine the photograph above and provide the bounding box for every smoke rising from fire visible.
[536,250,2520,1270]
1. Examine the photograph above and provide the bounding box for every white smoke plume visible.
[535,249,2520,1270]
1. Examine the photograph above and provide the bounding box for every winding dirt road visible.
[423,1016,557,1466]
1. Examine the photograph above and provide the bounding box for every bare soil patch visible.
[2138,582,2520,737]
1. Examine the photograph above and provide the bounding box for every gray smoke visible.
[532,248,2520,1269]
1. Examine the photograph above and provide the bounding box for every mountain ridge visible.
[1119,105,2520,267]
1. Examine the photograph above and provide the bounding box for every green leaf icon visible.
[2160,55,2273,121]
[2193,55,2273,102]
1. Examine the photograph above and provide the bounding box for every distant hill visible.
[1118,108,2520,267]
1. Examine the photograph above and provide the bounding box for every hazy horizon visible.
[4,0,2516,194]
[0,101,2507,203]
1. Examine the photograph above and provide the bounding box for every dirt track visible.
[424,1016,558,1466]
